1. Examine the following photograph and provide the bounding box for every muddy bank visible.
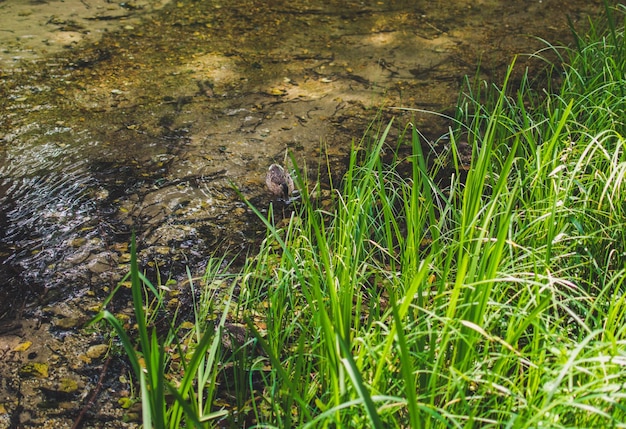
[0,0,606,426]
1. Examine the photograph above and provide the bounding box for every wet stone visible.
[85,344,109,360]
[53,317,84,329]
[86,251,118,274]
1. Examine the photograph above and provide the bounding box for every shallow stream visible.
[0,0,606,426]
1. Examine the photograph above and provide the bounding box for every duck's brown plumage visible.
[266,164,294,199]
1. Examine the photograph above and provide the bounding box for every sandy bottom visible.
[0,0,170,68]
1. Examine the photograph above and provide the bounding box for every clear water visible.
[0,0,605,319]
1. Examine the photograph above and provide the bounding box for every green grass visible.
[96,2,626,428]
[91,236,231,428]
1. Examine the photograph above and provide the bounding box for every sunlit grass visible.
[231,3,626,427]
[97,2,626,428]
[91,236,232,428]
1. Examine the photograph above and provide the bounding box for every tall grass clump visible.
[232,3,626,428]
[91,235,232,428]
[101,3,626,428]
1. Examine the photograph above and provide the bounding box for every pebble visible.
[86,344,109,360]
[53,317,84,329]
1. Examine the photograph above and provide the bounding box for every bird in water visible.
[266,164,294,200]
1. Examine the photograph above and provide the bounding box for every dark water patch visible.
[0,125,93,298]
[0,104,195,315]
[1,128,186,314]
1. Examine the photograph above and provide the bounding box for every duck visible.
[266,164,294,200]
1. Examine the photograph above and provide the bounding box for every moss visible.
[19,362,49,378]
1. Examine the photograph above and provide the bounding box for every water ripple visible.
[0,124,100,313]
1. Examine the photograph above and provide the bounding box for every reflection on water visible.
[0,124,99,316]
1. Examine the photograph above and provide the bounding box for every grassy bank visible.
[97,3,626,428]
